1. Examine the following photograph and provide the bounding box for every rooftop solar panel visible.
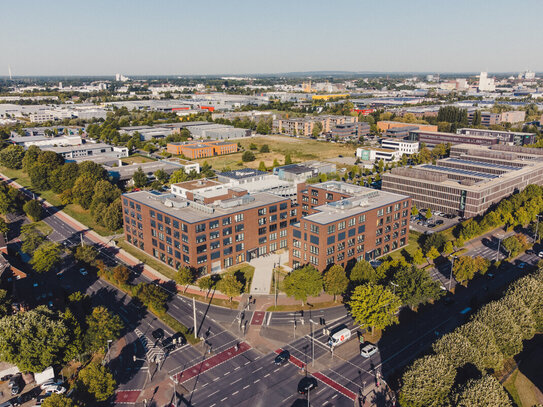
[421,164,497,179]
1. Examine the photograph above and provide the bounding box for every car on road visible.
[274,350,290,365]
[161,333,185,352]
[79,267,88,275]
[518,262,527,269]
[297,377,318,395]
[41,380,64,391]
[152,328,165,341]
[360,343,378,358]
[487,273,495,279]
[46,385,66,395]
[538,251,543,258]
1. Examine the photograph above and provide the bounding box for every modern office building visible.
[290,182,411,270]
[122,187,295,275]
[377,121,438,133]
[380,139,419,155]
[384,125,420,138]
[382,144,543,218]
[408,130,499,147]
[456,128,536,146]
[328,122,370,139]
[273,115,358,137]
[467,111,500,126]
[356,147,401,162]
[500,110,526,124]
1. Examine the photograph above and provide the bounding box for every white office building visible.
[380,139,419,155]
[478,72,496,92]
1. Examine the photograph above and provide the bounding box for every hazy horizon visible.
[2,0,542,76]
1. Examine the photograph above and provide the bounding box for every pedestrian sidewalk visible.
[248,251,290,295]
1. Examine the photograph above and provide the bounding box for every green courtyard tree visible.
[323,265,349,302]
[411,204,418,217]
[217,274,243,302]
[259,144,270,153]
[283,266,323,306]
[85,306,123,352]
[425,208,432,221]
[399,354,456,407]
[154,169,169,184]
[442,240,454,256]
[112,265,130,284]
[258,161,267,172]
[31,242,62,273]
[284,153,292,165]
[426,246,440,265]
[0,306,69,372]
[75,362,116,402]
[348,283,401,334]
[413,248,425,266]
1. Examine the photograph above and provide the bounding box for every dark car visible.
[436,220,444,225]
[8,374,21,389]
[152,328,165,341]
[274,350,290,365]
[161,333,185,352]
[297,377,318,395]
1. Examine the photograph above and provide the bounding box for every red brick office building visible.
[290,182,411,271]
[122,180,410,275]
[122,188,296,275]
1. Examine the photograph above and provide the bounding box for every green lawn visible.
[0,166,119,236]
[34,220,53,236]
[388,230,423,261]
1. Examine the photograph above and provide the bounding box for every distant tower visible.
[8,66,12,80]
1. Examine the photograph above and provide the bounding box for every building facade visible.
[167,140,238,158]
[290,182,411,270]
[382,144,543,218]
[408,130,499,147]
[456,128,536,146]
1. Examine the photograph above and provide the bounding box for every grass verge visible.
[178,291,239,309]
[0,166,116,236]
[34,220,53,236]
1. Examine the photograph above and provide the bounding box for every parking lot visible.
[409,210,460,234]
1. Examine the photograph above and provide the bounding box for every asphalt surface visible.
[4,174,540,407]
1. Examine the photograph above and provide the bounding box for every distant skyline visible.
[1,0,542,76]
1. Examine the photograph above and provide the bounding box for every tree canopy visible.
[283,265,323,306]
[323,265,348,301]
[348,283,401,333]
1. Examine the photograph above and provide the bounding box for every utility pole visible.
[535,214,541,243]
[309,319,316,367]
[496,235,503,262]
[193,297,197,337]
[80,233,84,247]
[274,263,278,308]
[170,375,178,407]
[449,256,455,292]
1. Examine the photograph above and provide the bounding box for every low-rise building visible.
[380,139,419,155]
[500,110,526,124]
[273,115,358,137]
[9,135,82,148]
[408,130,499,147]
[377,121,438,133]
[166,140,237,159]
[42,143,129,159]
[456,128,536,146]
[329,122,370,139]
[384,125,420,138]
[356,147,401,162]
[106,159,200,183]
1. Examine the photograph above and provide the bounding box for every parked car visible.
[79,267,88,275]
[47,385,66,395]
[436,220,444,225]
[274,350,290,365]
[297,377,318,395]
[9,374,21,389]
[538,251,543,258]
[360,343,378,358]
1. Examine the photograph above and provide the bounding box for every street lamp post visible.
[103,339,113,365]
[170,375,178,407]
[390,282,398,295]
[309,319,317,367]
[133,355,151,381]
[449,256,456,292]
[496,235,503,262]
[535,214,542,243]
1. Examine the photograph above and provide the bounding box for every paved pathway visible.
[248,252,289,295]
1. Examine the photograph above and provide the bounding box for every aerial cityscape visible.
[0,1,542,407]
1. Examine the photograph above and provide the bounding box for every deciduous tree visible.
[0,145,25,169]
[348,283,401,334]
[132,167,147,188]
[74,244,98,265]
[349,260,379,284]
[41,393,75,407]
[456,320,504,372]
[453,375,512,407]
[175,267,194,293]
[30,242,62,273]
[283,265,323,306]
[399,354,456,407]
[85,306,123,352]
[75,362,116,402]
[432,331,484,370]
[217,274,243,302]
[323,265,349,302]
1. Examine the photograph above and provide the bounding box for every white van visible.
[327,328,351,347]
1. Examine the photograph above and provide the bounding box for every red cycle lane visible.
[173,342,251,384]
[115,390,141,404]
[250,311,266,325]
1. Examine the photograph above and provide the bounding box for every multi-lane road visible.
[4,173,539,406]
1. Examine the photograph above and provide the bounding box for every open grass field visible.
[121,155,156,165]
[0,166,115,236]
[193,135,358,171]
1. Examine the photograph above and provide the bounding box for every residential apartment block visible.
[166,140,238,159]
[42,142,129,159]
[376,121,438,133]
[290,182,411,270]
[272,115,358,137]
[382,144,543,218]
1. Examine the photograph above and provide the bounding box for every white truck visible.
[327,327,351,348]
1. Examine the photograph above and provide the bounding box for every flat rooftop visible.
[173,179,222,191]
[218,168,269,180]
[124,190,288,224]
[304,182,409,225]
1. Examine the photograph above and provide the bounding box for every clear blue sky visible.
[1,0,542,76]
